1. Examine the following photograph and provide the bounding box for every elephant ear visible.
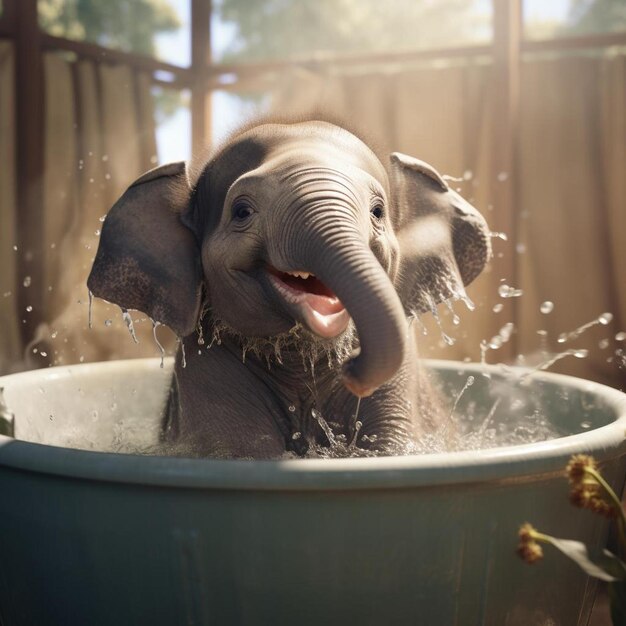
[389,152,492,315]
[87,162,203,337]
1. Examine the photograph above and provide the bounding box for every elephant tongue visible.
[301,293,350,338]
[268,270,350,338]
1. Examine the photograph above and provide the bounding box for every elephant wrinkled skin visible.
[87,118,491,458]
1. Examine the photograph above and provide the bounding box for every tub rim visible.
[0,358,625,491]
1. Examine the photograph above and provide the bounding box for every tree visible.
[563,0,626,35]
[214,0,490,63]
[38,0,181,56]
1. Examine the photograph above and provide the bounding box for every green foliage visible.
[214,0,489,63]
[38,0,181,56]
[564,0,626,35]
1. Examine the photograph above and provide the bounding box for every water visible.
[121,309,138,344]
[152,321,166,369]
[557,312,613,344]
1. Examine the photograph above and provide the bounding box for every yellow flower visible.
[516,523,544,564]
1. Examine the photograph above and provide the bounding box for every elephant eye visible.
[371,204,384,220]
[232,201,254,222]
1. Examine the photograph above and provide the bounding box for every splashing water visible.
[178,338,187,369]
[152,321,166,369]
[558,312,613,344]
[498,284,523,298]
[489,231,508,241]
[88,290,93,329]
[449,375,474,420]
[481,323,515,365]
[121,309,138,344]
[312,408,337,447]
[521,349,589,381]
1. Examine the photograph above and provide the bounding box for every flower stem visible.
[586,466,626,550]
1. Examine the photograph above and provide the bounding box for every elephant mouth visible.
[265,266,350,338]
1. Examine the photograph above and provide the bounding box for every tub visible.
[0,358,625,625]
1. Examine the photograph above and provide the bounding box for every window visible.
[38,0,191,66]
[211,0,493,65]
[524,0,626,40]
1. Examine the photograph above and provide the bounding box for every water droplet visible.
[152,320,165,368]
[92,410,99,421]
[102,154,109,162]
[12,245,17,251]
[497,171,509,182]
[40,351,47,357]
[94,229,101,236]
[50,330,58,339]
[25,305,32,312]
[121,309,138,343]
[88,290,94,329]
[179,339,187,368]
[540,301,554,314]
[580,420,591,429]
[616,332,626,341]
[492,303,504,313]
[99,215,106,222]
[110,402,118,411]
[291,432,301,440]
[599,339,610,349]
[288,405,296,413]
[598,312,613,326]
[23,276,31,288]
[516,243,527,254]
[574,349,589,358]
[463,169,473,180]
[104,319,112,327]
[498,284,523,298]
[489,231,508,241]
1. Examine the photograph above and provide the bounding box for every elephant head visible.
[88,120,491,397]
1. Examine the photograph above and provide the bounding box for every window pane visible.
[211,0,493,65]
[211,91,272,147]
[524,0,626,40]
[38,0,191,67]
[153,86,191,163]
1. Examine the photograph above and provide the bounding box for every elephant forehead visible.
[246,145,387,194]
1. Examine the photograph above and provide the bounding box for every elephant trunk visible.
[280,219,408,397]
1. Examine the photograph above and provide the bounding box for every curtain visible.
[0,42,20,373]
[263,53,626,389]
[0,51,175,374]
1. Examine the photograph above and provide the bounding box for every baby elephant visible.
[88,117,491,458]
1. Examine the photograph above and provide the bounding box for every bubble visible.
[616,332,626,341]
[540,301,554,314]
[516,243,527,254]
[40,351,47,357]
[95,229,101,236]
[288,405,296,413]
[574,349,589,358]
[580,420,591,429]
[292,432,301,440]
[99,215,106,222]
[497,171,509,182]
[25,305,32,312]
[104,319,112,327]
[463,169,473,180]
[50,330,58,339]
[12,245,17,251]
[23,276,31,288]
[598,339,610,349]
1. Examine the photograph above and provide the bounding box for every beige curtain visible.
[263,53,626,388]
[0,52,175,374]
[0,42,21,373]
